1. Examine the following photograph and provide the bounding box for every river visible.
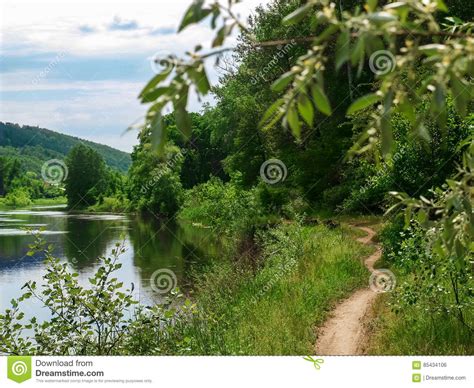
[0,205,218,321]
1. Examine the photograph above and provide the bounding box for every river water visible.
[0,205,218,321]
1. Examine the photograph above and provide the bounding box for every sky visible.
[0,0,267,152]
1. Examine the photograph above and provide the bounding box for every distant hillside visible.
[0,122,131,173]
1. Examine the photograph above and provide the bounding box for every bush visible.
[256,183,309,219]
[0,236,195,356]
[342,161,393,212]
[378,214,405,262]
[89,196,131,213]
[128,144,185,217]
[179,175,262,236]
[4,188,32,207]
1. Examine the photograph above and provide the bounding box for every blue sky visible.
[0,0,265,152]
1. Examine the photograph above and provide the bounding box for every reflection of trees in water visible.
[63,217,124,270]
[0,235,35,259]
[128,215,217,292]
[0,214,66,260]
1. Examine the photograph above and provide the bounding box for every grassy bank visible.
[365,218,473,355]
[367,294,474,355]
[184,222,372,355]
[0,196,66,209]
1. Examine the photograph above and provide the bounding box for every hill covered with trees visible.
[0,122,131,173]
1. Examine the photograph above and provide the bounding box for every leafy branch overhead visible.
[139,0,473,157]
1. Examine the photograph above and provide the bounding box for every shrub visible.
[179,174,262,236]
[128,144,185,217]
[89,196,131,213]
[0,236,195,356]
[4,188,32,207]
[256,183,309,219]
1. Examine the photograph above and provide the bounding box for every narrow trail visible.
[314,225,382,355]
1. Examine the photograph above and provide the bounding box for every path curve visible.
[314,225,381,355]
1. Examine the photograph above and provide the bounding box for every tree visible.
[127,129,184,217]
[65,144,108,208]
[0,156,21,196]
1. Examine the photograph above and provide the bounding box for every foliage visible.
[138,1,473,160]
[4,187,32,208]
[127,137,184,217]
[388,140,474,331]
[89,196,131,213]
[337,108,472,212]
[179,174,263,236]
[0,155,22,196]
[0,235,196,356]
[65,144,109,209]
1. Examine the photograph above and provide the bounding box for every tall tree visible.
[65,144,108,208]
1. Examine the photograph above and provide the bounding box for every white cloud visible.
[1,0,268,57]
[1,0,270,151]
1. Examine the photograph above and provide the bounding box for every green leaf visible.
[367,12,397,24]
[347,93,381,115]
[297,93,314,126]
[315,24,339,44]
[140,87,170,103]
[259,98,285,129]
[397,100,416,124]
[150,112,168,154]
[178,0,211,32]
[212,25,227,48]
[351,36,365,67]
[436,0,448,12]
[311,84,332,116]
[367,0,378,12]
[451,76,470,117]
[380,112,393,157]
[138,69,172,99]
[287,104,302,138]
[188,64,210,95]
[282,3,314,26]
[335,30,350,70]
[271,71,295,92]
[419,44,446,55]
[173,86,192,140]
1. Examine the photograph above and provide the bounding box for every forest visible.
[0,0,472,356]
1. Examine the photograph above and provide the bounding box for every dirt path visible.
[314,225,381,355]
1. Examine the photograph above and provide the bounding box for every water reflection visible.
[0,207,220,320]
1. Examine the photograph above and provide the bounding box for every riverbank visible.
[180,221,373,355]
[0,196,67,209]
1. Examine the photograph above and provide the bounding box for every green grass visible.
[186,223,372,355]
[367,295,473,355]
[87,197,131,213]
[0,196,66,209]
[31,197,67,206]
